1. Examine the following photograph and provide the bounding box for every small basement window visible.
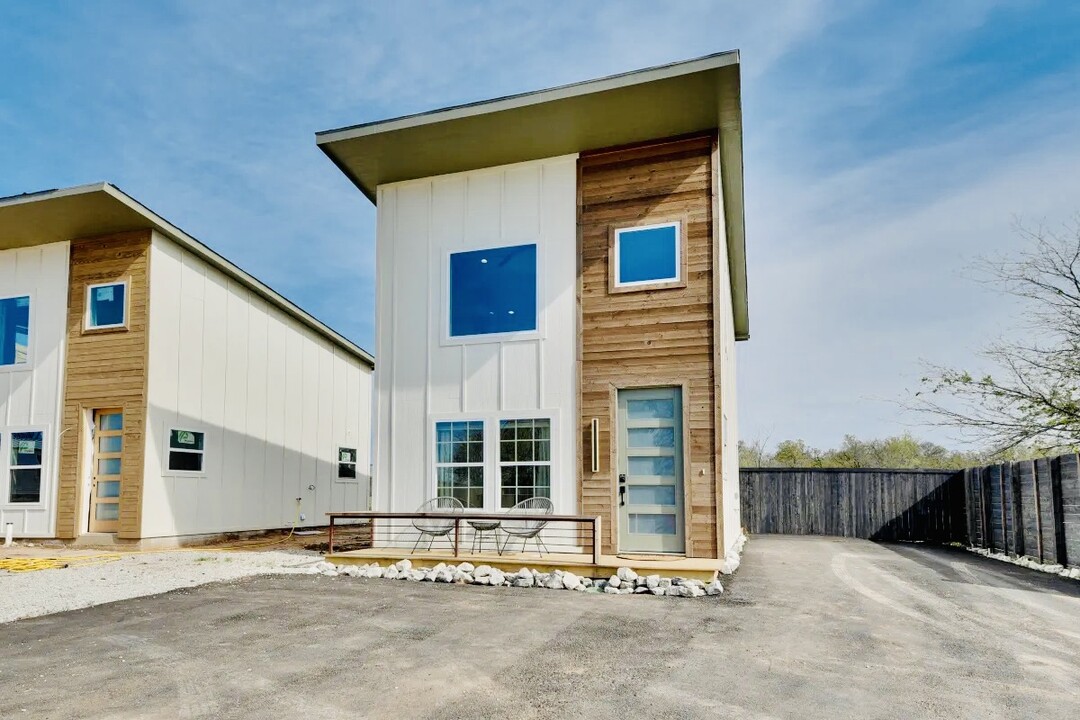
[0,295,30,366]
[613,222,682,289]
[86,281,128,330]
[168,429,205,473]
[448,244,537,338]
[9,430,43,503]
[338,447,357,479]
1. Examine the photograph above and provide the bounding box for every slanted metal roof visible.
[316,51,749,340]
[0,183,374,366]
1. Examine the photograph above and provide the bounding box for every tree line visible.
[738,433,1005,470]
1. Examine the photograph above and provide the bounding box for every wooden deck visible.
[325,547,722,582]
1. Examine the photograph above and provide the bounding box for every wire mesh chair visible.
[412,496,465,553]
[499,497,554,557]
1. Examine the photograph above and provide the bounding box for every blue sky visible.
[2,1,1079,450]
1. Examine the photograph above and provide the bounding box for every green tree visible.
[915,221,1080,453]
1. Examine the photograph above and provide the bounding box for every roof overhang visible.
[0,183,374,366]
[316,51,749,340]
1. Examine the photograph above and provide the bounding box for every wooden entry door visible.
[88,409,123,533]
[616,388,685,553]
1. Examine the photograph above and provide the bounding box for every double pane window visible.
[498,418,551,508]
[168,429,205,473]
[434,420,484,508]
[338,447,357,479]
[9,430,43,503]
[0,296,30,366]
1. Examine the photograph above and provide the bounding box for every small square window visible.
[338,447,357,479]
[86,282,128,329]
[449,244,537,338]
[0,295,30,366]
[613,222,681,288]
[168,429,205,473]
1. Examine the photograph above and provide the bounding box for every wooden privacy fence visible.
[740,468,967,543]
[964,454,1080,568]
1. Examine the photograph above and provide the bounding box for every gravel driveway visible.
[0,549,320,623]
[2,536,1079,719]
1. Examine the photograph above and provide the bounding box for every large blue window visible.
[449,244,537,338]
[86,282,127,329]
[0,296,30,366]
[614,222,680,287]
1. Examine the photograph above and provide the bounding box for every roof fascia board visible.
[315,51,739,145]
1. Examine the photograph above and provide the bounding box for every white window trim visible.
[496,416,554,510]
[441,241,544,346]
[1,425,48,507]
[427,411,560,512]
[431,418,486,508]
[163,426,207,477]
[613,221,681,288]
[336,446,359,482]
[0,292,33,372]
[84,279,130,331]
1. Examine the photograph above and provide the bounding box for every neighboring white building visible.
[318,52,748,559]
[0,183,373,542]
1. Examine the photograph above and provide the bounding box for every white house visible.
[317,52,748,559]
[0,183,373,542]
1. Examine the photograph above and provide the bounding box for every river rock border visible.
[312,560,724,597]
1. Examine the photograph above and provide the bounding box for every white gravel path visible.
[0,550,323,624]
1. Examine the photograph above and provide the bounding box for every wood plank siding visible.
[55,231,152,539]
[577,134,723,558]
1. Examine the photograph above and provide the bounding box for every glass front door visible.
[88,409,123,533]
[616,387,685,554]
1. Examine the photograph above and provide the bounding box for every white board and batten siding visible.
[374,155,578,516]
[713,218,741,554]
[0,243,69,536]
[142,231,372,538]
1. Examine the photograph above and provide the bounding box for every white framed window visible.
[166,428,205,474]
[6,429,44,504]
[612,221,683,289]
[445,243,539,342]
[85,280,128,330]
[497,418,551,509]
[0,294,31,368]
[433,420,484,508]
[337,447,358,480]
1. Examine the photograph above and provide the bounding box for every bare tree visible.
[915,220,1080,453]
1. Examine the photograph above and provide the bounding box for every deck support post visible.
[328,515,335,555]
[592,516,602,565]
[454,518,460,557]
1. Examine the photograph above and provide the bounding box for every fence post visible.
[1009,461,1024,558]
[1030,461,1044,562]
[328,515,335,555]
[1050,455,1070,566]
[980,467,993,551]
[592,516,602,565]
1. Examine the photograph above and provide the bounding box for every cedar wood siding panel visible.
[55,230,151,539]
[578,134,720,558]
